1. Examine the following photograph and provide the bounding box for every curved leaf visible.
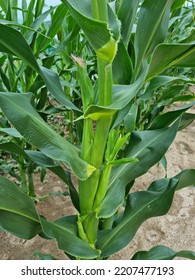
[40,216,100,259]
[174,169,195,190]
[0,142,29,159]
[0,127,22,138]
[132,245,195,260]
[62,0,110,51]
[33,252,57,260]
[62,0,120,61]
[26,150,79,211]
[149,101,195,129]
[84,71,146,121]
[0,23,40,72]
[147,43,195,81]
[0,176,41,239]
[117,0,140,46]
[98,168,195,257]
[0,23,79,111]
[134,0,173,78]
[0,92,95,180]
[112,40,133,84]
[140,75,193,100]
[179,113,195,131]
[97,178,178,257]
[40,66,80,111]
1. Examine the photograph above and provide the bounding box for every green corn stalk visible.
[74,1,118,248]
[0,0,195,261]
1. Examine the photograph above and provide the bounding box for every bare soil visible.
[0,112,195,260]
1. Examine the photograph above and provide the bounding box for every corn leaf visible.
[62,0,120,61]
[0,92,95,180]
[0,176,41,239]
[84,72,145,121]
[0,127,22,138]
[112,40,133,84]
[26,150,79,211]
[147,43,195,81]
[134,0,173,78]
[132,245,195,260]
[0,23,40,71]
[117,0,140,46]
[40,66,80,111]
[171,0,186,11]
[98,169,195,257]
[0,142,29,159]
[36,4,67,52]
[25,6,56,43]
[40,216,100,259]
[179,113,195,130]
[0,23,79,111]
[149,101,195,129]
[141,75,193,100]
[0,176,99,258]
[98,178,178,257]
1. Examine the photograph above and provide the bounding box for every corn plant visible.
[0,0,195,260]
[0,0,84,194]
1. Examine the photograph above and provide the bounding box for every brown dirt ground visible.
[0,109,195,260]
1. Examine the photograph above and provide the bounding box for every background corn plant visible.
[0,0,89,195]
[0,0,195,260]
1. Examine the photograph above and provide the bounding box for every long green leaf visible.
[0,0,7,12]
[0,127,22,138]
[174,169,195,190]
[112,40,133,84]
[132,245,195,260]
[0,24,79,111]
[0,142,29,159]
[0,92,95,180]
[98,169,195,257]
[97,178,178,257]
[179,113,195,130]
[40,66,79,111]
[36,4,67,52]
[0,176,41,239]
[26,150,79,211]
[147,43,195,81]
[149,101,195,129]
[84,71,146,121]
[140,75,193,100]
[62,0,120,61]
[117,0,140,46]
[62,0,110,51]
[171,0,186,11]
[40,216,100,259]
[134,0,173,78]
[0,176,98,258]
[25,6,56,44]
[0,23,40,72]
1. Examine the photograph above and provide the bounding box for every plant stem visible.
[97,58,113,106]
[18,156,28,193]
[92,117,112,168]
[28,171,35,197]
[79,169,100,215]
[78,0,116,249]
[81,118,93,162]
